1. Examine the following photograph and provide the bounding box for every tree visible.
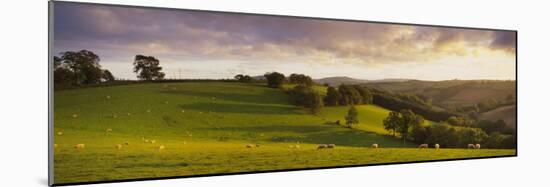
[234,74,253,83]
[289,73,313,87]
[102,69,115,82]
[58,50,103,85]
[288,85,324,113]
[133,55,165,81]
[345,106,359,128]
[264,72,285,88]
[397,109,423,146]
[353,85,373,104]
[383,111,401,137]
[324,86,341,106]
[338,84,362,105]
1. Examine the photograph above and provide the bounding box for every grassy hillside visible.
[365,80,516,108]
[53,82,514,184]
[480,105,517,128]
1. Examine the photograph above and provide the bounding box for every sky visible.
[53,2,516,81]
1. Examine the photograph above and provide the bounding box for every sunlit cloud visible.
[53,2,516,80]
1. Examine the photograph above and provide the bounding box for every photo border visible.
[48,1,518,186]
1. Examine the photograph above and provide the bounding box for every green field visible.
[53,82,515,184]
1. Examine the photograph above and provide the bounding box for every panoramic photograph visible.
[51,2,517,185]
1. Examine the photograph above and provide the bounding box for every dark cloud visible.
[53,2,516,66]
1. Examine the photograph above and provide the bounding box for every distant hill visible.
[480,105,517,128]
[315,76,410,86]
[364,80,516,108]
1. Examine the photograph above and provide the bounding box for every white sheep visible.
[317,144,328,149]
[144,139,150,143]
[57,132,63,136]
[74,144,85,149]
[418,144,429,149]
[158,145,165,151]
[72,114,78,118]
[116,144,122,150]
[327,144,336,149]
[106,95,111,99]
[435,144,440,149]
[468,144,475,149]
[105,128,113,133]
[475,144,481,149]
[371,143,379,148]
[151,140,156,144]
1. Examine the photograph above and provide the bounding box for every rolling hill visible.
[480,105,517,128]
[53,82,514,184]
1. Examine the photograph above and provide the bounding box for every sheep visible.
[124,141,129,146]
[435,144,440,149]
[246,144,254,148]
[181,110,185,113]
[144,139,150,143]
[475,144,481,149]
[74,144,85,149]
[106,95,111,99]
[371,143,379,148]
[317,144,328,149]
[116,144,122,150]
[327,144,336,149]
[72,114,78,118]
[158,145,165,151]
[418,144,429,149]
[151,140,156,144]
[105,128,113,133]
[468,144,475,149]
[289,145,301,149]
[57,132,63,136]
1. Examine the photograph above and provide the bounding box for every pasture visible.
[53,82,515,184]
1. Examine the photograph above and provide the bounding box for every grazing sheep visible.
[105,128,112,133]
[317,144,328,149]
[151,140,156,144]
[435,144,440,149]
[144,139,150,143]
[475,144,481,149]
[158,145,165,151]
[371,144,379,148]
[116,144,122,150]
[72,114,78,118]
[74,144,85,149]
[418,144,429,149]
[327,144,336,149]
[181,110,185,113]
[468,144,475,149]
[57,132,63,136]
[246,144,254,148]
[106,95,111,99]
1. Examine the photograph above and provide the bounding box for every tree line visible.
[54,50,167,89]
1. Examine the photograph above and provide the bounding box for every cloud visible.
[54,2,516,68]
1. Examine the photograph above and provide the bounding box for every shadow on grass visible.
[160,86,289,106]
[179,102,300,115]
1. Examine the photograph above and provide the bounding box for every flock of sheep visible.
[57,93,485,153]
